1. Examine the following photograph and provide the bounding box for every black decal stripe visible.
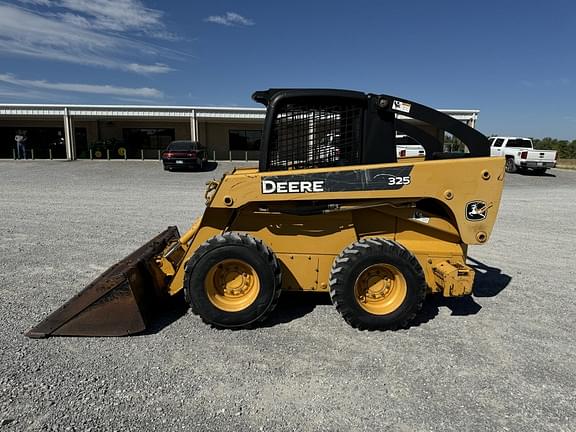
[262,166,414,193]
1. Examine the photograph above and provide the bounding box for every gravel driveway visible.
[1,160,574,431]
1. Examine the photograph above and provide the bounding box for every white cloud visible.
[125,63,174,74]
[58,12,92,28]
[0,73,163,98]
[0,4,176,74]
[205,12,254,26]
[0,88,58,100]
[16,0,174,38]
[15,0,52,5]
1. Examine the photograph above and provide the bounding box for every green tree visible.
[532,137,576,159]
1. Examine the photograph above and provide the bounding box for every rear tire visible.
[184,232,282,328]
[329,238,426,330]
[505,158,517,173]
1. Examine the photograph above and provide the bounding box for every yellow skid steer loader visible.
[26,89,505,337]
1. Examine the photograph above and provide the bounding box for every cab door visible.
[490,138,505,157]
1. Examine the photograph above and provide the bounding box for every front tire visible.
[329,238,426,330]
[184,232,282,328]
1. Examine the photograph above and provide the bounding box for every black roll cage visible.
[252,89,489,172]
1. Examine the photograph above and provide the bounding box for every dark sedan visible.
[161,141,208,171]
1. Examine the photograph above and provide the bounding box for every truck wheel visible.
[329,238,426,330]
[184,232,282,328]
[505,158,517,173]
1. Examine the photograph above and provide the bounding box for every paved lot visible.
[0,160,574,431]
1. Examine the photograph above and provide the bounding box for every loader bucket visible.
[25,226,180,338]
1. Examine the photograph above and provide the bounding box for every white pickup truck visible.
[396,135,425,159]
[489,136,557,174]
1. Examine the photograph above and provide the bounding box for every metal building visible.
[0,103,479,160]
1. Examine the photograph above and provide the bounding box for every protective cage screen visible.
[267,102,363,170]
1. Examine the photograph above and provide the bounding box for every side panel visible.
[277,254,320,291]
[229,211,356,255]
[230,211,357,292]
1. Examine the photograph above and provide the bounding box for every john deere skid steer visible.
[26,89,505,337]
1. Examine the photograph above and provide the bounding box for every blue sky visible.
[0,0,574,139]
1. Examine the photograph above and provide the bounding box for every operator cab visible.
[253,89,490,172]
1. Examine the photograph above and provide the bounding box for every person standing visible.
[15,130,27,160]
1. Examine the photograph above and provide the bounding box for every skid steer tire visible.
[329,238,426,331]
[184,232,282,329]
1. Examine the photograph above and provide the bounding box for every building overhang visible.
[0,103,479,124]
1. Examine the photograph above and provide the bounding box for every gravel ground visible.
[0,160,574,432]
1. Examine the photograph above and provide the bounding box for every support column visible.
[468,113,478,130]
[63,108,76,160]
[190,110,199,142]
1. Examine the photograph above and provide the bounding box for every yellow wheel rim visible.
[204,259,260,312]
[354,263,407,315]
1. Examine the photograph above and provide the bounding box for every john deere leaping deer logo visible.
[466,201,488,221]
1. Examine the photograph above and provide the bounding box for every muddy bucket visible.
[25,226,180,338]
